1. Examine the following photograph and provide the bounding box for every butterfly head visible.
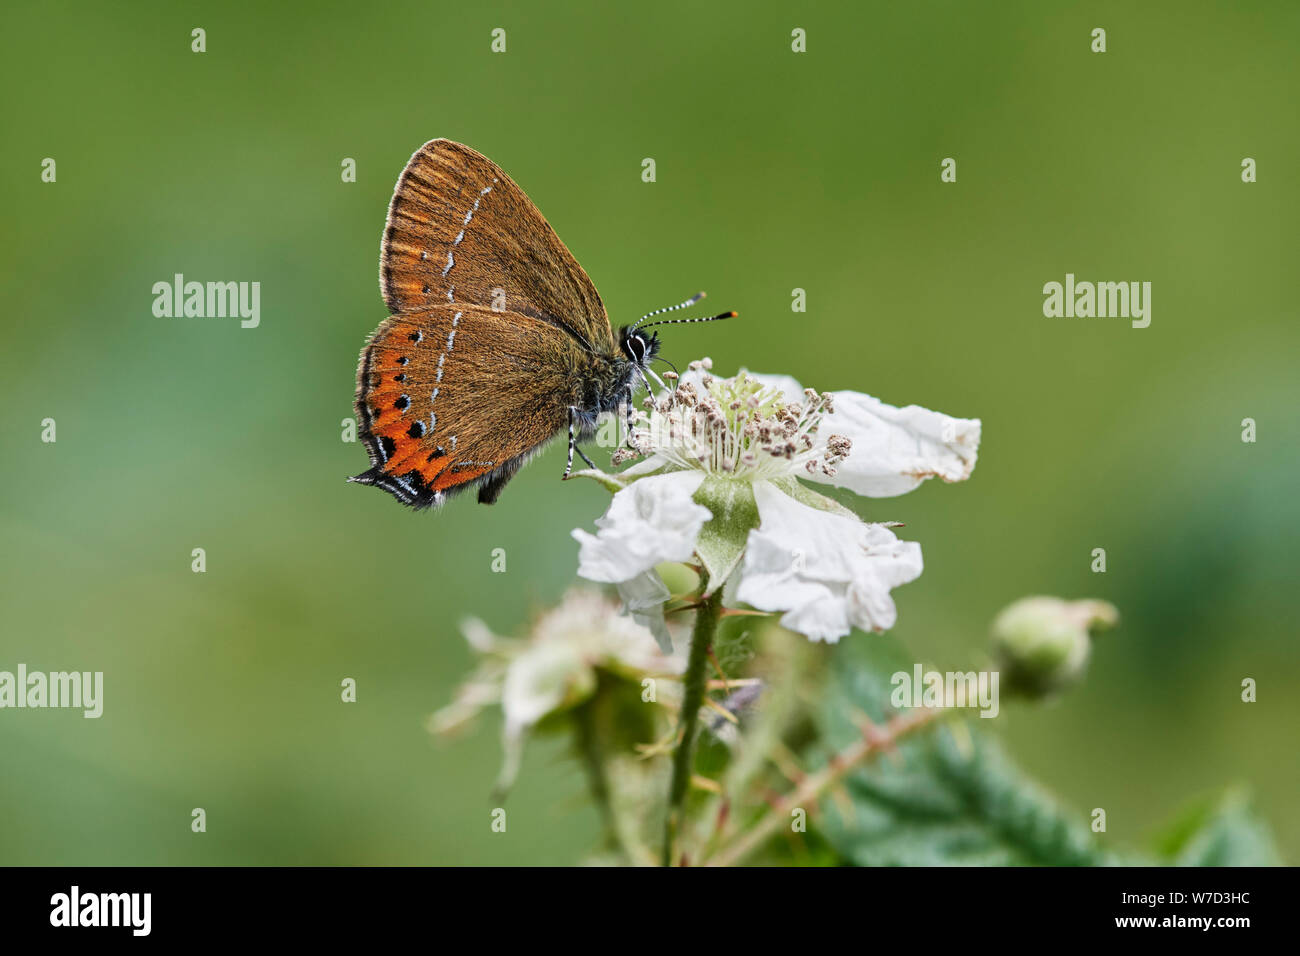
[619,292,738,375]
[618,325,661,369]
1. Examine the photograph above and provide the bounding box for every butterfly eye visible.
[625,333,646,364]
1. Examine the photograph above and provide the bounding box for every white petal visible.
[743,370,805,403]
[571,471,710,583]
[617,569,671,610]
[630,607,673,654]
[676,370,979,498]
[677,366,803,404]
[616,571,674,653]
[814,392,981,498]
[458,616,498,653]
[502,644,591,729]
[736,482,924,642]
[497,642,595,793]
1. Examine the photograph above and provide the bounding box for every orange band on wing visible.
[380,432,431,474]
[431,463,493,492]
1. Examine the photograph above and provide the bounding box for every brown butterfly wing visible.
[352,304,588,508]
[380,139,613,353]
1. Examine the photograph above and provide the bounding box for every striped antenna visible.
[632,291,706,331]
[637,310,737,331]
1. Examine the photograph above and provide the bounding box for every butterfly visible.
[350,139,732,509]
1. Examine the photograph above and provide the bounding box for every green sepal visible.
[691,476,759,594]
[769,475,861,520]
[565,468,627,494]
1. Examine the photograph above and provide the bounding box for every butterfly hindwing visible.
[380,139,614,353]
[352,304,587,508]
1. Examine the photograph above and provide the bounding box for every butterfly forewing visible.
[354,304,587,508]
[380,139,613,352]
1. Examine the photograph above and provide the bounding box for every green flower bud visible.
[991,597,1118,699]
[656,561,701,599]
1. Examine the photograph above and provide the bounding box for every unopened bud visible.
[990,597,1118,699]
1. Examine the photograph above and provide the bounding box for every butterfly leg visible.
[623,383,636,449]
[563,406,596,479]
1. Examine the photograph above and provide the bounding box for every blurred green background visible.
[1,0,1296,864]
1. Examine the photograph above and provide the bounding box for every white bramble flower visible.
[571,362,981,643]
[429,590,681,795]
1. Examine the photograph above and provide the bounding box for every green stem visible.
[662,582,724,866]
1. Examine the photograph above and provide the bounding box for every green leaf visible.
[1151,788,1282,866]
[815,633,1117,866]
[691,477,758,593]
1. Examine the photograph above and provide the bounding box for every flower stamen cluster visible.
[631,362,851,482]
